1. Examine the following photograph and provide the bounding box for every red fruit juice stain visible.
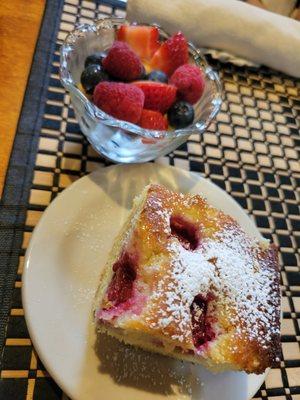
[107,251,137,306]
[170,215,200,250]
[190,294,215,348]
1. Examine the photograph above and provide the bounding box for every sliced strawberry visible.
[150,32,189,76]
[139,109,168,130]
[149,32,189,76]
[117,25,160,61]
[133,81,177,113]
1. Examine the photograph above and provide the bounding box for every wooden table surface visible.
[0,0,45,197]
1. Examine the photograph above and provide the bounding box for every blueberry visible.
[84,52,107,68]
[147,70,168,83]
[80,65,108,94]
[167,101,194,129]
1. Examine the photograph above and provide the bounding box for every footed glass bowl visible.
[60,18,222,163]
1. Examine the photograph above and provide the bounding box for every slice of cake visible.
[94,184,281,374]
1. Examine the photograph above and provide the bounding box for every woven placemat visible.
[0,0,299,399]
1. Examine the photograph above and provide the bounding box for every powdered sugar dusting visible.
[203,226,280,344]
[156,209,171,234]
[149,222,280,349]
[150,243,214,343]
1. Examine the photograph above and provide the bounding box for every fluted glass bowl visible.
[60,18,222,163]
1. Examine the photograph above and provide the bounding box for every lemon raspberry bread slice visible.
[94,184,281,374]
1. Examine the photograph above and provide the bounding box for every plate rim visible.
[22,163,267,400]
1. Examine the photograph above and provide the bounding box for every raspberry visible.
[170,64,205,104]
[133,81,177,114]
[139,109,168,130]
[170,215,200,250]
[103,41,143,81]
[93,82,144,124]
[190,294,215,348]
[107,252,137,305]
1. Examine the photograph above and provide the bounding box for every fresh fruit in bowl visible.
[78,24,206,131]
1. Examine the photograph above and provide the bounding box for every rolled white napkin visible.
[127,0,300,77]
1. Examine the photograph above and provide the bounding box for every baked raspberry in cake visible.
[94,184,281,374]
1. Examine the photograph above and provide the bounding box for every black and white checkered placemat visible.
[0,0,299,399]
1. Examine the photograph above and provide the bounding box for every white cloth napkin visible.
[127,0,300,78]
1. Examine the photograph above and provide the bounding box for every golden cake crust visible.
[96,184,281,374]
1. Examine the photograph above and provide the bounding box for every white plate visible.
[23,163,267,400]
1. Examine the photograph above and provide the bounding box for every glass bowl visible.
[60,17,222,163]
